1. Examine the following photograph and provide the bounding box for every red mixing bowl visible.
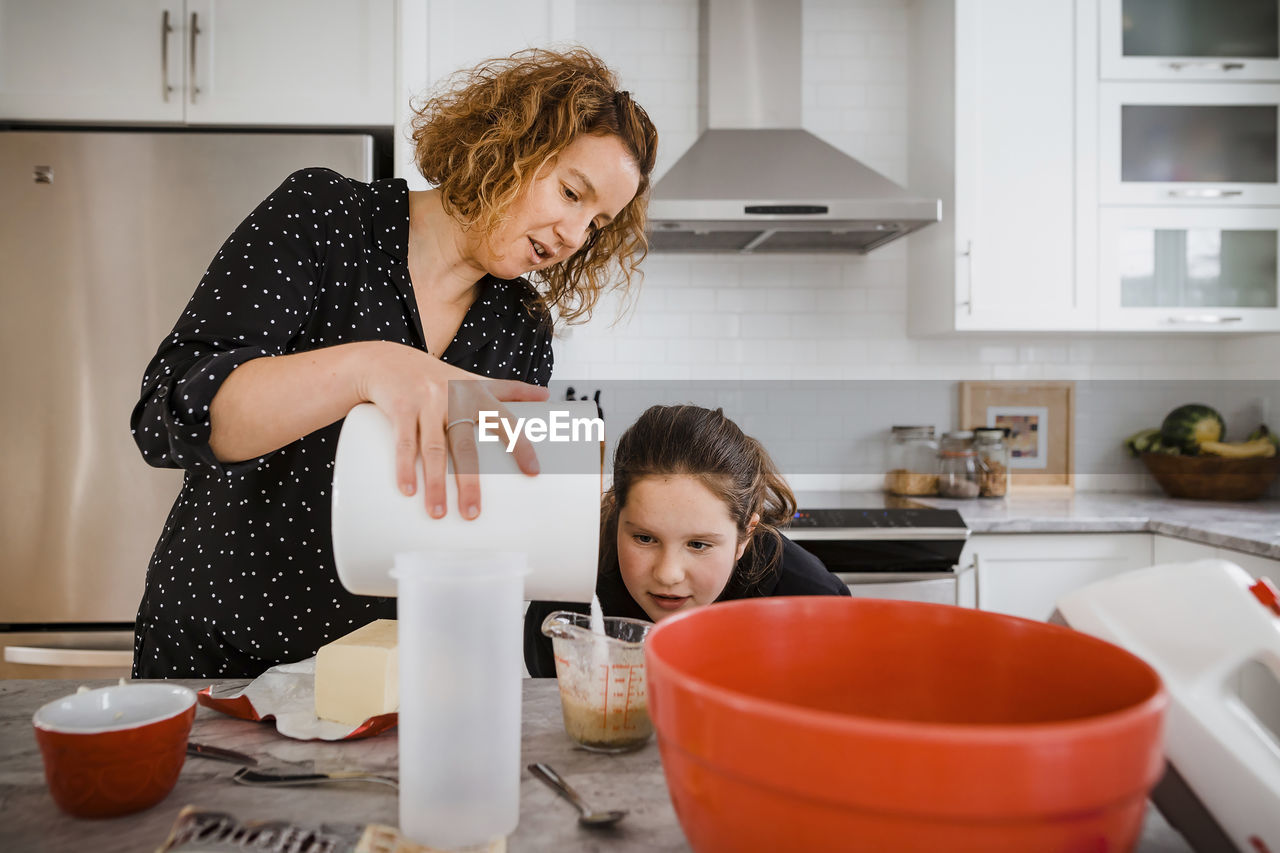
[645,597,1167,853]
[33,682,196,818]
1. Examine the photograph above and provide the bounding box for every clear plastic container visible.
[885,426,939,496]
[974,427,1011,498]
[393,551,528,851]
[937,430,981,499]
[542,611,654,753]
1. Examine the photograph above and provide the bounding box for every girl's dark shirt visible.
[131,168,553,678]
[523,535,851,678]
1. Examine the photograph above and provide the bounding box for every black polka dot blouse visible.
[130,168,554,679]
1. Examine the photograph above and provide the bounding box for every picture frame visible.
[958,381,1075,492]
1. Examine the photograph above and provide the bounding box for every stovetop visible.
[787,494,969,573]
[791,507,968,532]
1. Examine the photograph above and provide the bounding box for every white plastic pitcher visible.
[393,551,528,849]
[333,401,601,602]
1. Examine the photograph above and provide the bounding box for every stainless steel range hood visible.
[646,0,940,254]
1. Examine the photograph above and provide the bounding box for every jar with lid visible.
[937,431,981,499]
[974,427,1010,498]
[884,426,938,496]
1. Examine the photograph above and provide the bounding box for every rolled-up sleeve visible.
[130,168,340,474]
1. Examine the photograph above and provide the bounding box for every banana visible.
[1248,425,1280,450]
[1198,438,1278,459]
[1123,428,1161,457]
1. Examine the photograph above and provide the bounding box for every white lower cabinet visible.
[965,533,1154,621]
[1154,533,1280,583]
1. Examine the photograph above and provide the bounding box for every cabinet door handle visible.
[1166,188,1244,199]
[189,11,202,104]
[958,240,974,315]
[1164,60,1246,72]
[1162,314,1244,325]
[160,10,176,101]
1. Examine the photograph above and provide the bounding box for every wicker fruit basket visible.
[1141,453,1280,501]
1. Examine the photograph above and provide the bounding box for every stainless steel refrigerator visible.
[0,130,374,678]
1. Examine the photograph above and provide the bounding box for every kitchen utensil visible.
[331,401,602,601]
[232,767,397,789]
[1057,559,1280,853]
[32,683,196,818]
[1140,452,1280,501]
[393,551,526,850]
[527,762,628,828]
[185,741,258,766]
[541,611,653,753]
[645,597,1166,853]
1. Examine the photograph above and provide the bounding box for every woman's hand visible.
[355,341,550,519]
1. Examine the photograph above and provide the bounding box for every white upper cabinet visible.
[1100,0,1280,82]
[0,1,185,122]
[1098,206,1280,331]
[183,0,395,126]
[1099,83,1280,206]
[0,0,395,126]
[908,0,1096,333]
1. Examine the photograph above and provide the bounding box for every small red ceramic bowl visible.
[33,683,197,818]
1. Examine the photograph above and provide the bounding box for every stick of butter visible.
[314,619,398,726]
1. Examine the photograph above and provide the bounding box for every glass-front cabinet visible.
[1098,207,1280,330]
[1100,84,1280,205]
[1101,0,1280,81]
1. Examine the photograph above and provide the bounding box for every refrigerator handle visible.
[161,10,176,102]
[189,12,202,104]
[4,646,133,668]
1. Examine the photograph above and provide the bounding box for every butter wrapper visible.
[197,657,397,741]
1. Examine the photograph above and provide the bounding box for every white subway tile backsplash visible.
[863,287,907,312]
[768,289,819,313]
[816,339,869,363]
[991,363,1046,380]
[740,315,783,339]
[614,338,653,363]
[665,338,720,363]
[977,345,1018,364]
[692,313,742,338]
[788,313,852,339]
[740,262,792,289]
[664,287,716,313]
[638,312,692,337]
[1017,345,1070,364]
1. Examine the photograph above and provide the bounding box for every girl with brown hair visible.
[524,405,850,678]
[131,48,657,677]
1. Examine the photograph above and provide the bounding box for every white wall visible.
[562,0,1279,386]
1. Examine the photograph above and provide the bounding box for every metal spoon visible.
[232,766,398,790]
[527,762,627,828]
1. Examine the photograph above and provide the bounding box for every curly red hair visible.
[411,48,658,324]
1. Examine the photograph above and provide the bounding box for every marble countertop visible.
[1,679,1194,852]
[796,490,1280,559]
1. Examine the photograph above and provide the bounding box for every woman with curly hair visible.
[130,48,657,678]
[523,405,850,679]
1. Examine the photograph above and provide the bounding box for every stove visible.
[786,494,969,576]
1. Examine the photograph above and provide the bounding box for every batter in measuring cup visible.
[524,404,850,679]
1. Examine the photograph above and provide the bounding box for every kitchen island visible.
[1,679,1194,852]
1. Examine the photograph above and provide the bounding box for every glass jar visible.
[974,427,1010,498]
[937,431,981,499]
[884,426,938,496]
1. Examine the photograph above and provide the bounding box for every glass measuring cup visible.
[542,611,654,753]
